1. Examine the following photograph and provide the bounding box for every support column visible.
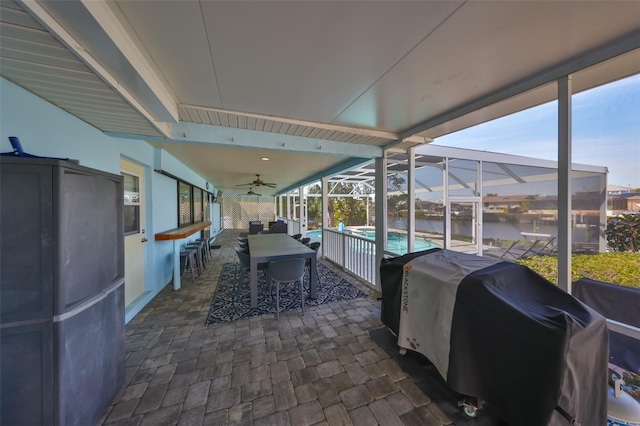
[407,147,416,253]
[366,196,370,226]
[599,173,608,253]
[558,76,573,293]
[375,155,388,290]
[444,158,450,249]
[299,185,306,237]
[322,176,329,231]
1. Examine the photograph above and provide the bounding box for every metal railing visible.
[322,229,377,287]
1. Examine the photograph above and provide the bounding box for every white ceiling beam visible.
[107,122,384,157]
[17,0,172,137]
[167,122,384,158]
[181,104,405,142]
[78,0,179,123]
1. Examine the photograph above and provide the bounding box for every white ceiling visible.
[1,0,639,196]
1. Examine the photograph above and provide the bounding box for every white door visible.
[446,197,482,255]
[121,159,146,306]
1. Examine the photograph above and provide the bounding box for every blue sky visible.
[433,74,640,189]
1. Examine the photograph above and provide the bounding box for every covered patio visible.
[101,229,492,425]
[1,1,639,424]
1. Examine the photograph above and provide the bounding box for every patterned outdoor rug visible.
[205,261,366,324]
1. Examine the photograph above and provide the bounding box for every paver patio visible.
[98,229,453,426]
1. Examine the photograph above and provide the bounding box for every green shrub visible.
[518,252,640,288]
[606,213,640,253]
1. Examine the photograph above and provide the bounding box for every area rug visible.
[205,261,366,324]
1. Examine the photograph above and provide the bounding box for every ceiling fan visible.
[237,174,276,188]
[246,187,262,196]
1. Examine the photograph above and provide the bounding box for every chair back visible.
[268,258,306,282]
[270,222,288,233]
[249,222,264,234]
[292,234,302,240]
[308,242,321,253]
[234,246,250,269]
[300,237,311,245]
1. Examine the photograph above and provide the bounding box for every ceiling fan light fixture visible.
[236,174,277,188]
[261,157,270,161]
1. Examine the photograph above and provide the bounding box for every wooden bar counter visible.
[155,221,211,290]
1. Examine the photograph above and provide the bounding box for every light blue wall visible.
[1,78,216,323]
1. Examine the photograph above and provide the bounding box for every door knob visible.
[141,237,148,243]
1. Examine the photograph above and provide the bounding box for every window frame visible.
[122,171,141,236]
[176,179,212,227]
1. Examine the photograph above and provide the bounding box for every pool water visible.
[306,228,440,254]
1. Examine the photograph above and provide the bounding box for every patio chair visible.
[483,240,519,260]
[514,239,542,260]
[270,222,288,233]
[292,234,302,240]
[233,247,267,298]
[249,222,264,234]
[300,237,311,245]
[493,239,542,261]
[268,258,306,320]
[532,237,557,257]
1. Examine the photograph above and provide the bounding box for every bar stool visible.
[196,238,212,262]
[180,247,198,282]
[185,241,205,274]
[194,240,207,270]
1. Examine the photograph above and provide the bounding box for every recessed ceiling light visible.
[261,157,270,161]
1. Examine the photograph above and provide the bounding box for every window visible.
[204,192,210,222]
[179,182,192,226]
[122,172,140,235]
[177,181,209,227]
[194,188,203,222]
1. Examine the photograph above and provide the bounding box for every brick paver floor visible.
[98,230,453,426]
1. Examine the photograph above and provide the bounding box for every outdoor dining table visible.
[248,233,317,308]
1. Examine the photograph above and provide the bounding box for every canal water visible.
[389,217,597,243]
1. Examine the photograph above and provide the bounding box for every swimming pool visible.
[306,228,440,254]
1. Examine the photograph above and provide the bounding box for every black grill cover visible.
[380,249,608,425]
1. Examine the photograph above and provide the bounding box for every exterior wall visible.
[0,78,217,323]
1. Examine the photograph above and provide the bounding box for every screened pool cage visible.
[382,145,607,257]
[221,145,607,258]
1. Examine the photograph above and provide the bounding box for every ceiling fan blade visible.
[236,183,253,186]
